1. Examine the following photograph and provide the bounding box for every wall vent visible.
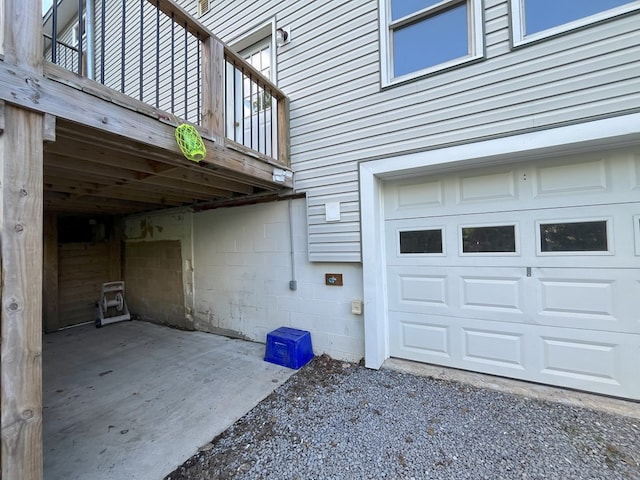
[197,0,209,16]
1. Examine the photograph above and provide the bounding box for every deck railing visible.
[42,0,289,166]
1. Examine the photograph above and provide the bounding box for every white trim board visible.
[359,113,640,369]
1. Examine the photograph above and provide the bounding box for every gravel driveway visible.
[166,355,640,479]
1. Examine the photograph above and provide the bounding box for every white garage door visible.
[384,149,640,399]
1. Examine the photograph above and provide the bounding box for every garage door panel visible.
[388,266,531,324]
[536,328,640,398]
[396,273,448,307]
[460,275,524,313]
[390,314,533,376]
[384,149,640,399]
[394,318,451,359]
[462,328,525,370]
[385,150,638,220]
[535,268,640,333]
[538,279,614,318]
[540,337,619,385]
[391,314,640,398]
[458,170,518,204]
[533,157,609,198]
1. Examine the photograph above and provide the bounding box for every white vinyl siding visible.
[178,0,640,262]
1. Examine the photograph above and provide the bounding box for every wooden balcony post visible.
[277,96,291,167]
[1,0,45,479]
[201,36,225,144]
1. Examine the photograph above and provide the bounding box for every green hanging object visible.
[175,123,206,162]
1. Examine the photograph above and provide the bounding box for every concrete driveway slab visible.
[43,321,295,480]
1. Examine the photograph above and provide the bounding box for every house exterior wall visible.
[182,0,640,262]
[123,199,365,362]
[118,0,639,367]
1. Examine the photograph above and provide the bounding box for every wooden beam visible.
[1,106,44,480]
[43,213,59,333]
[0,61,291,189]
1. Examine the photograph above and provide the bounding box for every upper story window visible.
[511,0,640,45]
[379,0,484,87]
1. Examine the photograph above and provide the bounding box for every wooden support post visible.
[201,36,225,144]
[43,213,59,333]
[2,1,45,479]
[1,105,44,480]
[277,96,290,167]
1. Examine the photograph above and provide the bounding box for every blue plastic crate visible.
[264,327,314,369]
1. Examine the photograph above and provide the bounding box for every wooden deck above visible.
[0,57,292,216]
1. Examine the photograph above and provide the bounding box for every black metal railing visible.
[225,57,278,159]
[43,32,81,73]
[42,0,288,165]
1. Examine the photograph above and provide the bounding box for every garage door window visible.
[461,225,517,254]
[539,220,609,253]
[399,229,443,254]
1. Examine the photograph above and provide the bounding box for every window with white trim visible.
[511,0,640,45]
[379,0,484,86]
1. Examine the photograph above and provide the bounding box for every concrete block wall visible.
[123,199,365,362]
[192,198,365,362]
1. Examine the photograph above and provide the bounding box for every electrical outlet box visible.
[351,300,363,315]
